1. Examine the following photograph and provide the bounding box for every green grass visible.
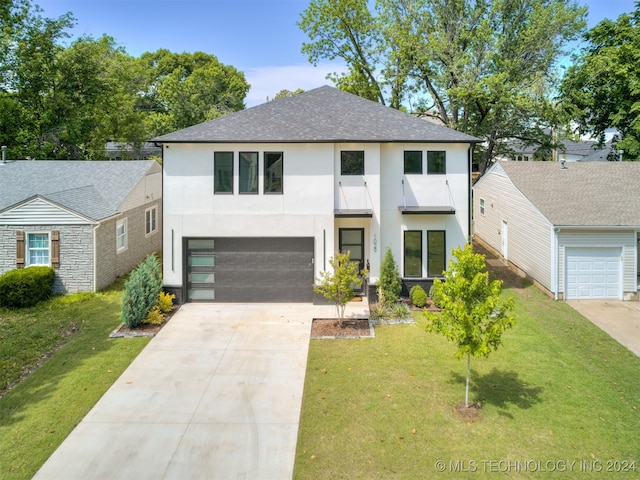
[294,283,640,479]
[0,281,150,479]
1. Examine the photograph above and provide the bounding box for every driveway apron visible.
[567,300,640,357]
[33,302,353,479]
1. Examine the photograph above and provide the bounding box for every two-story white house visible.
[153,86,479,303]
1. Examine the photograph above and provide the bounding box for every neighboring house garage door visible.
[565,247,621,300]
[185,237,314,302]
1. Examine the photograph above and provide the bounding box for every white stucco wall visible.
[162,141,471,291]
[162,143,336,288]
[380,143,470,278]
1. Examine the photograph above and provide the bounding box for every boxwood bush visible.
[409,285,427,308]
[0,266,55,308]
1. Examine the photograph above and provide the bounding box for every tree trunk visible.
[465,354,470,408]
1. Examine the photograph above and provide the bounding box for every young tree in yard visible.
[425,244,515,408]
[379,246,402,305]
[314,251,367,326]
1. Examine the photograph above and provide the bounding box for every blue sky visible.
[37,0,637,107]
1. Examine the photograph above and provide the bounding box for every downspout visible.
[551,227,560,301]
[468,144,473,244]
[93,223,99,292]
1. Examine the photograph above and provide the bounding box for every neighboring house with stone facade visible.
[0,160,162,293]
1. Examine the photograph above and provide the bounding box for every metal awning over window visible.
[398,206,456,215]
[334,209,373,218]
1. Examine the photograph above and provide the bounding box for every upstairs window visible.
[427,151,446,174]
[264,152,283,194]
[214,152,233,193]
[239,152,258,194]
[404,151,422,174]
[341,151,364,175]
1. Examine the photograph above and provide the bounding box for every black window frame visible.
[403,230,422,277]
[427,230,446,277]
[341,151,365,175]
[404,150,423,174]
[214,151,234,194]
[427,151,446,174]
[264,152,284,194]
[239,151,259,194]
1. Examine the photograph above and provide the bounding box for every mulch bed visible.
[109,305,180,338]
[311,318,374,339]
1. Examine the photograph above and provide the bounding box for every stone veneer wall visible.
[0,224,94,293]
[94,202,162,291]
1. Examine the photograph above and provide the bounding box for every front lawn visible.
[295,279,640,478]
[0,281,150,479]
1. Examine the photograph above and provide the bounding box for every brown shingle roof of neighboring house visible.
[494,161,640,226]
[152,85,480,144]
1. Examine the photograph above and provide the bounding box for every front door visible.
[339,228,365,293]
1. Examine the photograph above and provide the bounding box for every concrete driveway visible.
[34,302,368,480]
[567,300,640,357]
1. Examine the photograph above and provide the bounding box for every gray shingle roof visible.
[152,85,480,144]
[0,160,160,221]
[496,161,640,226]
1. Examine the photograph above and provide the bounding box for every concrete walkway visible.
[567,300,640,357]
[34,302,369,480]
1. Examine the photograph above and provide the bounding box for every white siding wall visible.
[473,166,553,290]
[119,162,162,212]
[558,230,637,296]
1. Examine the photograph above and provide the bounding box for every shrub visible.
[121,254,163,328]
[369,301,411,321]
[145,306,165,325]
[156,291,175,313]
[390,301,411,319]
[0,266,55,308]
[379,247,402,305]
[409,285,427,308]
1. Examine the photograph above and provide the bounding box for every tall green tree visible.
[560,3,640,160]
[137,50,250,136]
[299,0,586,173]
[425,244,515,408]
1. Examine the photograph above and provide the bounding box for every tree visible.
[313,251,368,326]
[559,3,640,160]
[137,50,250,136]
[299,0,587,173]
[425,244,515,408]
[272,88,305,100]
[378,246,402,305]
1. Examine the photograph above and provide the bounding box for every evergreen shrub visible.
[0,266,55,308]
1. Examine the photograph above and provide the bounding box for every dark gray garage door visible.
[185,237,314,302]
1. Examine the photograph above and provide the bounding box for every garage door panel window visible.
[214,152,234,194]
[239,152,258,194]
